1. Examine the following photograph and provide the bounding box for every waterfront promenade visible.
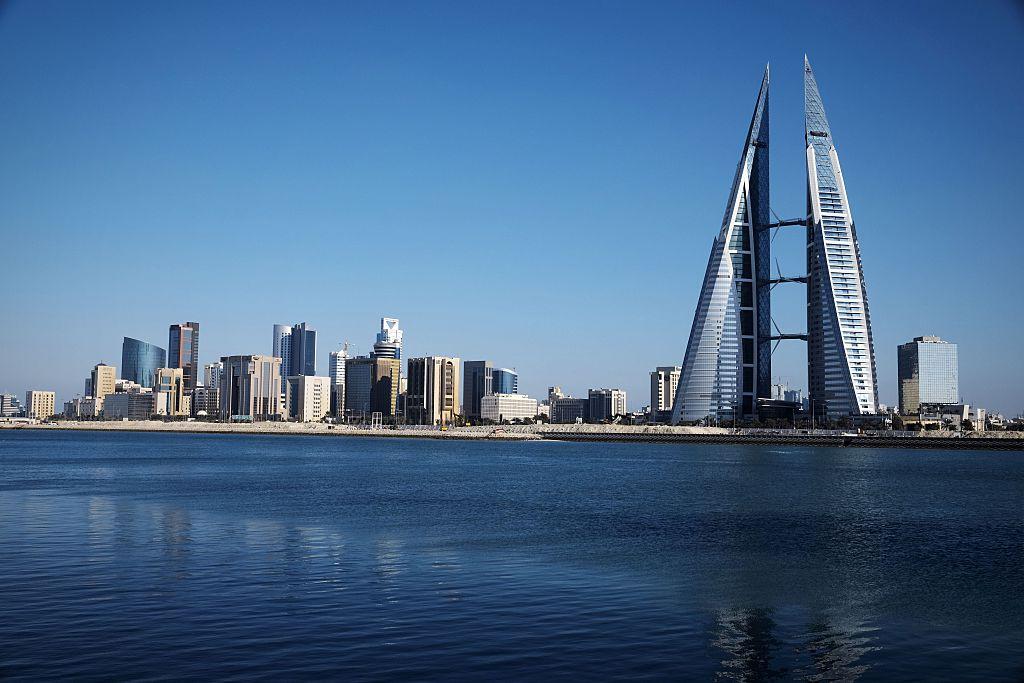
[3,419,1023,450]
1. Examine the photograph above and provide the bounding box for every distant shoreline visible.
[3,420,1023,451]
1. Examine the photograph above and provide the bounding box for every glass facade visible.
[492,368,518,395]
[463,360,493,419]
[673,66,770,423]
[804,56,878,417]
[120,337,166,389]
[168,322,200,391]
[897,337,958,414]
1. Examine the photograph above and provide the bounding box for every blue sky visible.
[1,1,1022,414]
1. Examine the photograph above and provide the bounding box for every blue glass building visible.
[121,337,166,389]
[492,368,518,394]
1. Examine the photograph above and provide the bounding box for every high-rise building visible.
[121,337,166,389]
[588,388,627,422]
[168,322,200,392]
[154,367,187,416]
[272,325,292,380]
[673,59,878,423]
[406,356,461,425]
[204,362,223,390]
[219,355,283,421]
[285,375,331,422]
[897,336,958,414]
[90,363,117,400]
[371,357,402,418]
[492,368,518,395]
[463,360,493,421]
[329,345,348,417]
[650,366,681,423]
[672,66,770,424]
[344,356,374,417]
[0,393,25,417]
[372,317,403,359]
[804,56,878,418]
[25,390,56,420]
[481,393,538,423]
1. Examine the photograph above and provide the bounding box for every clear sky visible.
[1,1,1022,414]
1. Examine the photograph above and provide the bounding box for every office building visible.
[168,322,200,391]
[290,322,317,376]
[463,360,493,421]
[372,317,403,359]
[64,396,101,419]
[481,393,538,423]
[672,66,770,423]
[285,375,331,422]
[1,393,25,417]
[650,366,681,423]
[492,368,518,394]
[329,345,348,416]
[103,387,155,421]
[804,57,879,418]
[897,336,958,414]
[25,390,56,420]
[204,362,224,390]
[154,367,187,416]
[371,357,402,417]
[90,363,117,400]
[272,324,292,381]
[588,388,627,422]
[673,59,878,422]
[121,337,166,388]
[406,356,461,425]
[191,385,215,416]
[551,396,589,424]
[219,355,283,421]
[344,356,374,417]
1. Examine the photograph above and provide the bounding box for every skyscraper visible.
[673,59,878,423]
[897,336,958,414]
[272,324,292,380]
[672,66,770,424]
[90,363,117,400]
[804,56,878,417]
[329,345,348,417]
[372,317,403,359]
[463,360,493,421]
[273,322,317,377]
[168,322,200,392]
[121,337,166,389]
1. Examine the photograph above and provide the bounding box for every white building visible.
[481,393,538,423]
[650,366,681,419]
[329,345,348,416]
[285,375,331,422]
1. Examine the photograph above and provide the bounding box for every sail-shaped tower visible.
[804,56,879,417]
[671,67,771,424]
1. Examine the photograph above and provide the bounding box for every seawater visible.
[1,431,1022,681]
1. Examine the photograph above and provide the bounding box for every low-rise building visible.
[1,393,25,417]
[103,389,155,420]
[481,393,538,423]
[588,388,627,422]
[551,396,589,424]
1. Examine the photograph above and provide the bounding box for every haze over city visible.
[1,1,1022,414]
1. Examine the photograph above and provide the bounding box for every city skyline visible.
[1,2,1022,414]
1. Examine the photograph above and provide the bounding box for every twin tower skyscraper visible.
[671,58,878,423]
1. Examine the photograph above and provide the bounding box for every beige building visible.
[219,355,283,421]
[406,356,461,425]
[154,367,188,416]
[285,375,331,422]
[91,363,117,400]
[26,390,56,420]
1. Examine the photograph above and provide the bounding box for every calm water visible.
[0,431,1022,681]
